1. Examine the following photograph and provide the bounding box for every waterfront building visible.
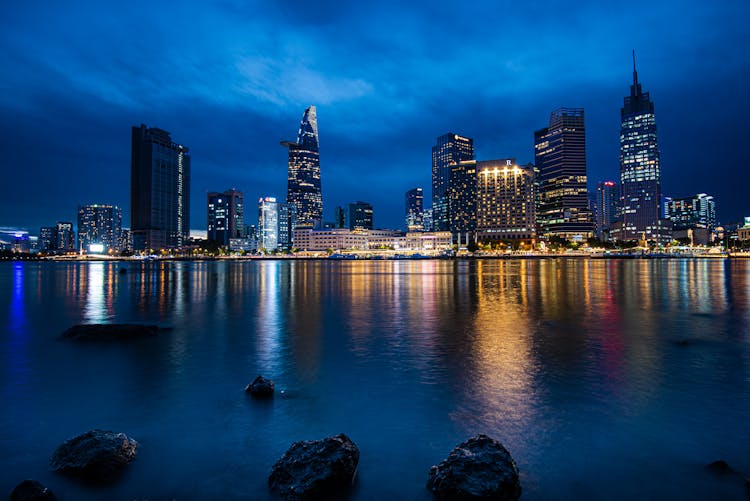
[278,202,297,250]
[77,204,122,253]
[423,208,434,232]
[283,106,322,228]
[448,160,478,246]
[432,133,474,231]
[534,108,592,240]
[476,159,536,243]
[596,181,618,240]
[344,201,374,230]
[258,197,279,251]
[119,229,132,253]
[207,189,244,246]
[54,222,75,252]
[130,124,191,251]
[615,52,665,242]
[292,228,452,252]
[664,193,716,231]
[405,188,424,231]
[738,218,750,242]
[38,226,55,251]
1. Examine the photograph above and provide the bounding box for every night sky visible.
[1,1,749,232]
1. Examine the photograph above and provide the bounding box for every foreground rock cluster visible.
[245,375,275,397]
[49,429,138,482]
[10,480,56,501]
[269,433,360,499]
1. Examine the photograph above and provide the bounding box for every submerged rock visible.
[50,429,138,482]
[427,434,521,500]
[59,324,161,341]
[268,433,359,500]
[10,480,56,501]
[706,460,737,476]
[245,375,275,397]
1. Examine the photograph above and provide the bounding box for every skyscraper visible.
[595,181,618,240]
[345,201,374,230]
[77,204,122,253]
[207,189,244,246]
[54,222,75,252]
[131,124,191,251]
[664,193,716,231]
[258,197,279,251]
[476,159,536,243]
[405,188,424,231]
[432,133,474,231]
[448,159,478,244]
[616,52,663,242]
[283,106,322,228]
[534,108,592,240]
[278,202,297,250]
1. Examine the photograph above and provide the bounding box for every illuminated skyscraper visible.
[616,52,663,242]
[207,189,244,246]
[345,201,374,230]
[534,108,592,240]
[476,159,536,243]
[258,197,279,251]
[283,106,322,228]
[77,204,122,252]
[664,193,716,231]
[405,188,424,231]
[448,160,478,245]
[595,181,618,240]
[432,133,474,231]
[131,124,190,250]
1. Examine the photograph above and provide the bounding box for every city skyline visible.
[1,2,749,231]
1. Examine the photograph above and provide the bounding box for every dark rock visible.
[50,429,138,482]
[268,433,360,500]
[59,324,160,341]
[706,460,737,476]
[10,480,56,501]
[245,375,275,397]
[427,434,521,500]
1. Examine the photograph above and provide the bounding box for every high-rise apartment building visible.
[131,124,191,251]
[405,188,424,231]
[595,181,618,240]
[615,52,664,242]
[432,133,474,231]
[278,202,297,250]
[344,201,374,230]
[534,108,592,240]
[207,189,244,246]
[283,106,322,228]
[55,222,75,252]
[448,160,478,243]
[77,204,122,252]
[476,159,536,242]
[665,193,716,231]
[258,197,279,251]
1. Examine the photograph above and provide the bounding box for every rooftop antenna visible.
[632,49,639,86]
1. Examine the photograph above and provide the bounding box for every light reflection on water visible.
[0,259,749,500]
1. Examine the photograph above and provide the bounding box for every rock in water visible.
[245,375,275,397]
[706,460,736,476]
[268,433,360,499]
[10,480,56,501]
[427,434,521,500]
[59,324,160,341]
[50,429,138,482]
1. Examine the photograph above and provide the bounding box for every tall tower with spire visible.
[615,51,664,242]
[282,106,322,228]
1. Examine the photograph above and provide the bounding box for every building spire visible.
[632,49,638,87]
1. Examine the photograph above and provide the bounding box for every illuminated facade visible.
[664,193,716,231]
[534,108,592,240]
[595,181,618,240]
[130,124,191,251]
[448,160,478,243]
[283,106,322,228]
[278,202,296,250]
[77,204,122,253]
[476,159,536,242]
[616,53,664,242]
[432,132,474,231]
[207,189,244,246]
[292,228,452,252]
[258,197,279,251]
[55,222,75,252]
[405,188,424,231]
